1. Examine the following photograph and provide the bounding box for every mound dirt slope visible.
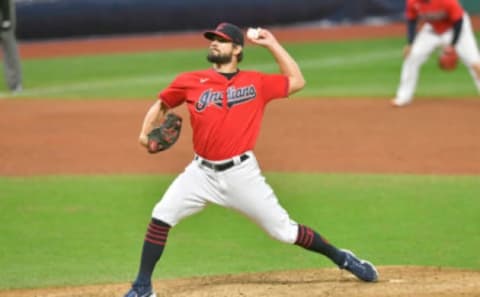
[2,267,480,297]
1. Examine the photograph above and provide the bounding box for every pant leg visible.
[1,0,21,91]
[152,161,222,226]
[395,24,441,103]
[453,13,480,92]
[220,153,298,244]
[1,30,22,90]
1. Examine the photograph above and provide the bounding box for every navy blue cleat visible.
[340,249,378,282]
[123,284,156,297]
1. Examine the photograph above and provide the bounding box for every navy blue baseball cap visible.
[204,23,244,46]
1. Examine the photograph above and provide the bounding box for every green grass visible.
[2,36,479,99]
[1,174,479,289]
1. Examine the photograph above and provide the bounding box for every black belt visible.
[196,154,250,171]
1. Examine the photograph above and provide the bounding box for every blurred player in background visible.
[392,0,480,107]
[1,0,22,93]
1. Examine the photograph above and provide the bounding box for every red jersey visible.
[159,68,289,160]
[406,0,464,34]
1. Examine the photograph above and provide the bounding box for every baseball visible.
[247,27,260,40]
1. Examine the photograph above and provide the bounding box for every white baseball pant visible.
[152,151,299,244]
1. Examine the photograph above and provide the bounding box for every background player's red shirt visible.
[406,0,464,34]
[159,68,289,160]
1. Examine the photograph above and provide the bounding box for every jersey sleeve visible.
[446,0,464,22]
[158,74,188,108]
[405,0,417,20]
[261,73,289,102]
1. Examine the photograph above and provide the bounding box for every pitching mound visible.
[2,266,479,297]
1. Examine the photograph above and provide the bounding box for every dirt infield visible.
[1,21,480,297]
[1,98,480,176]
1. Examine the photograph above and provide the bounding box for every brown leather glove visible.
[438,46,458,71]
[147,113,182,153]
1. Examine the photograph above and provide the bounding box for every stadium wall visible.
[14,0,476,40]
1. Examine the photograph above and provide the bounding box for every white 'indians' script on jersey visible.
[195,85,257,111]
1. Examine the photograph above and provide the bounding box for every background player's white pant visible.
[1,29,22,90]
[395,13,480,104]
[152,151,299,244]
[1,0,22,92]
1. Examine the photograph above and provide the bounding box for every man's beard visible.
[207,52,233,64]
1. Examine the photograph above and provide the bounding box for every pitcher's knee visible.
[264,222,298,244]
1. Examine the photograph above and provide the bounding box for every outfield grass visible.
[1,174,479,290]
[2,36,479,99]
